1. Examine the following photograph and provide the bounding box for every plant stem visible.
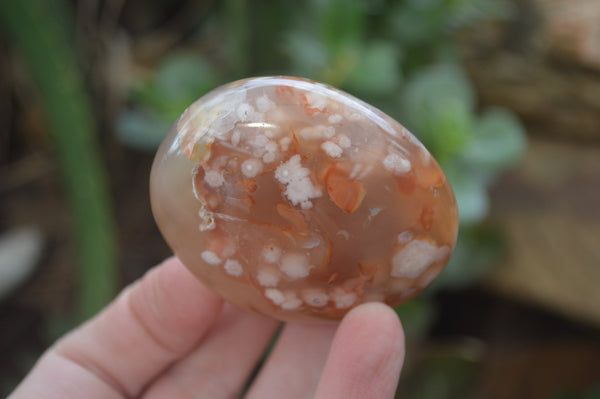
[0,0,118,320]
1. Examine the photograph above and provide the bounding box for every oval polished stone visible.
[150,76,459,322]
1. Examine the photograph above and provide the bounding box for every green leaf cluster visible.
[401,64,526,226]
[117,53,219,151]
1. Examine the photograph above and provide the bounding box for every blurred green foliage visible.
[0,0,117,320]
[397,343,485,399]
[1,0,528,396]
[117,52,219,149]
[117,2,526,395]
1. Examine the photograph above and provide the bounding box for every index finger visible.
[10,257,224,399]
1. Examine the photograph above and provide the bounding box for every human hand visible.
[10,257,405,398]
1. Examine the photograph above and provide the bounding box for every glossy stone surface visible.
[150,76,459,322]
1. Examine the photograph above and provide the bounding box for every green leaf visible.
[132,52,218,119]
[447,0,511,29]
[0,0,117,319]
[443,163,489,225]
[123,52,219,150]
[284,30,330,78]
[431,226,503,290]
[222,0,250,76]
[398,342,483,399]
[344,40,402,96]
[462,107,527,173]
[425,97,472,160]
[154,52,219,104]
[401,63,475,158]
[395,297,436,342]
[389,0,509,44]
[388,1,446,47]
[313,0,366,51]
[116,110,172,152]
[403,63,476,126]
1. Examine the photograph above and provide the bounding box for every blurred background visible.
[0,0,599,397]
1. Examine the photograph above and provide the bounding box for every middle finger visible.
[143,304,279,399]
[245,321,338,399]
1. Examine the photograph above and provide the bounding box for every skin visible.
[9,257,405,399]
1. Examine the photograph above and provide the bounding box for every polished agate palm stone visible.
[150,76,458,322]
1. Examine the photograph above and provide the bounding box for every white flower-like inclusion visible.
[275,155,321,209]
[265,288,302,310]
[302,289,330,307]
[256,266,280,287]
[256,94,275,112]
[262,244,282,264]
[224,259,243,276]
[279,137,292,151]
[391,239,448,279]
[204,170,225,188]
[336,134,351,148]
[328,114,343,124]
[321,141,343,158]
[241,158,263,178]
[201,250,221,265]
[383,153,411,174]
[279,252,311,280]
[330,288,358,309]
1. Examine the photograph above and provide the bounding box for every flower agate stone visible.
[150,76,458,322]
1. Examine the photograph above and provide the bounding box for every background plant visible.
[0,0,117,321]
[116,2,526,397]
[1,0,528,397]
